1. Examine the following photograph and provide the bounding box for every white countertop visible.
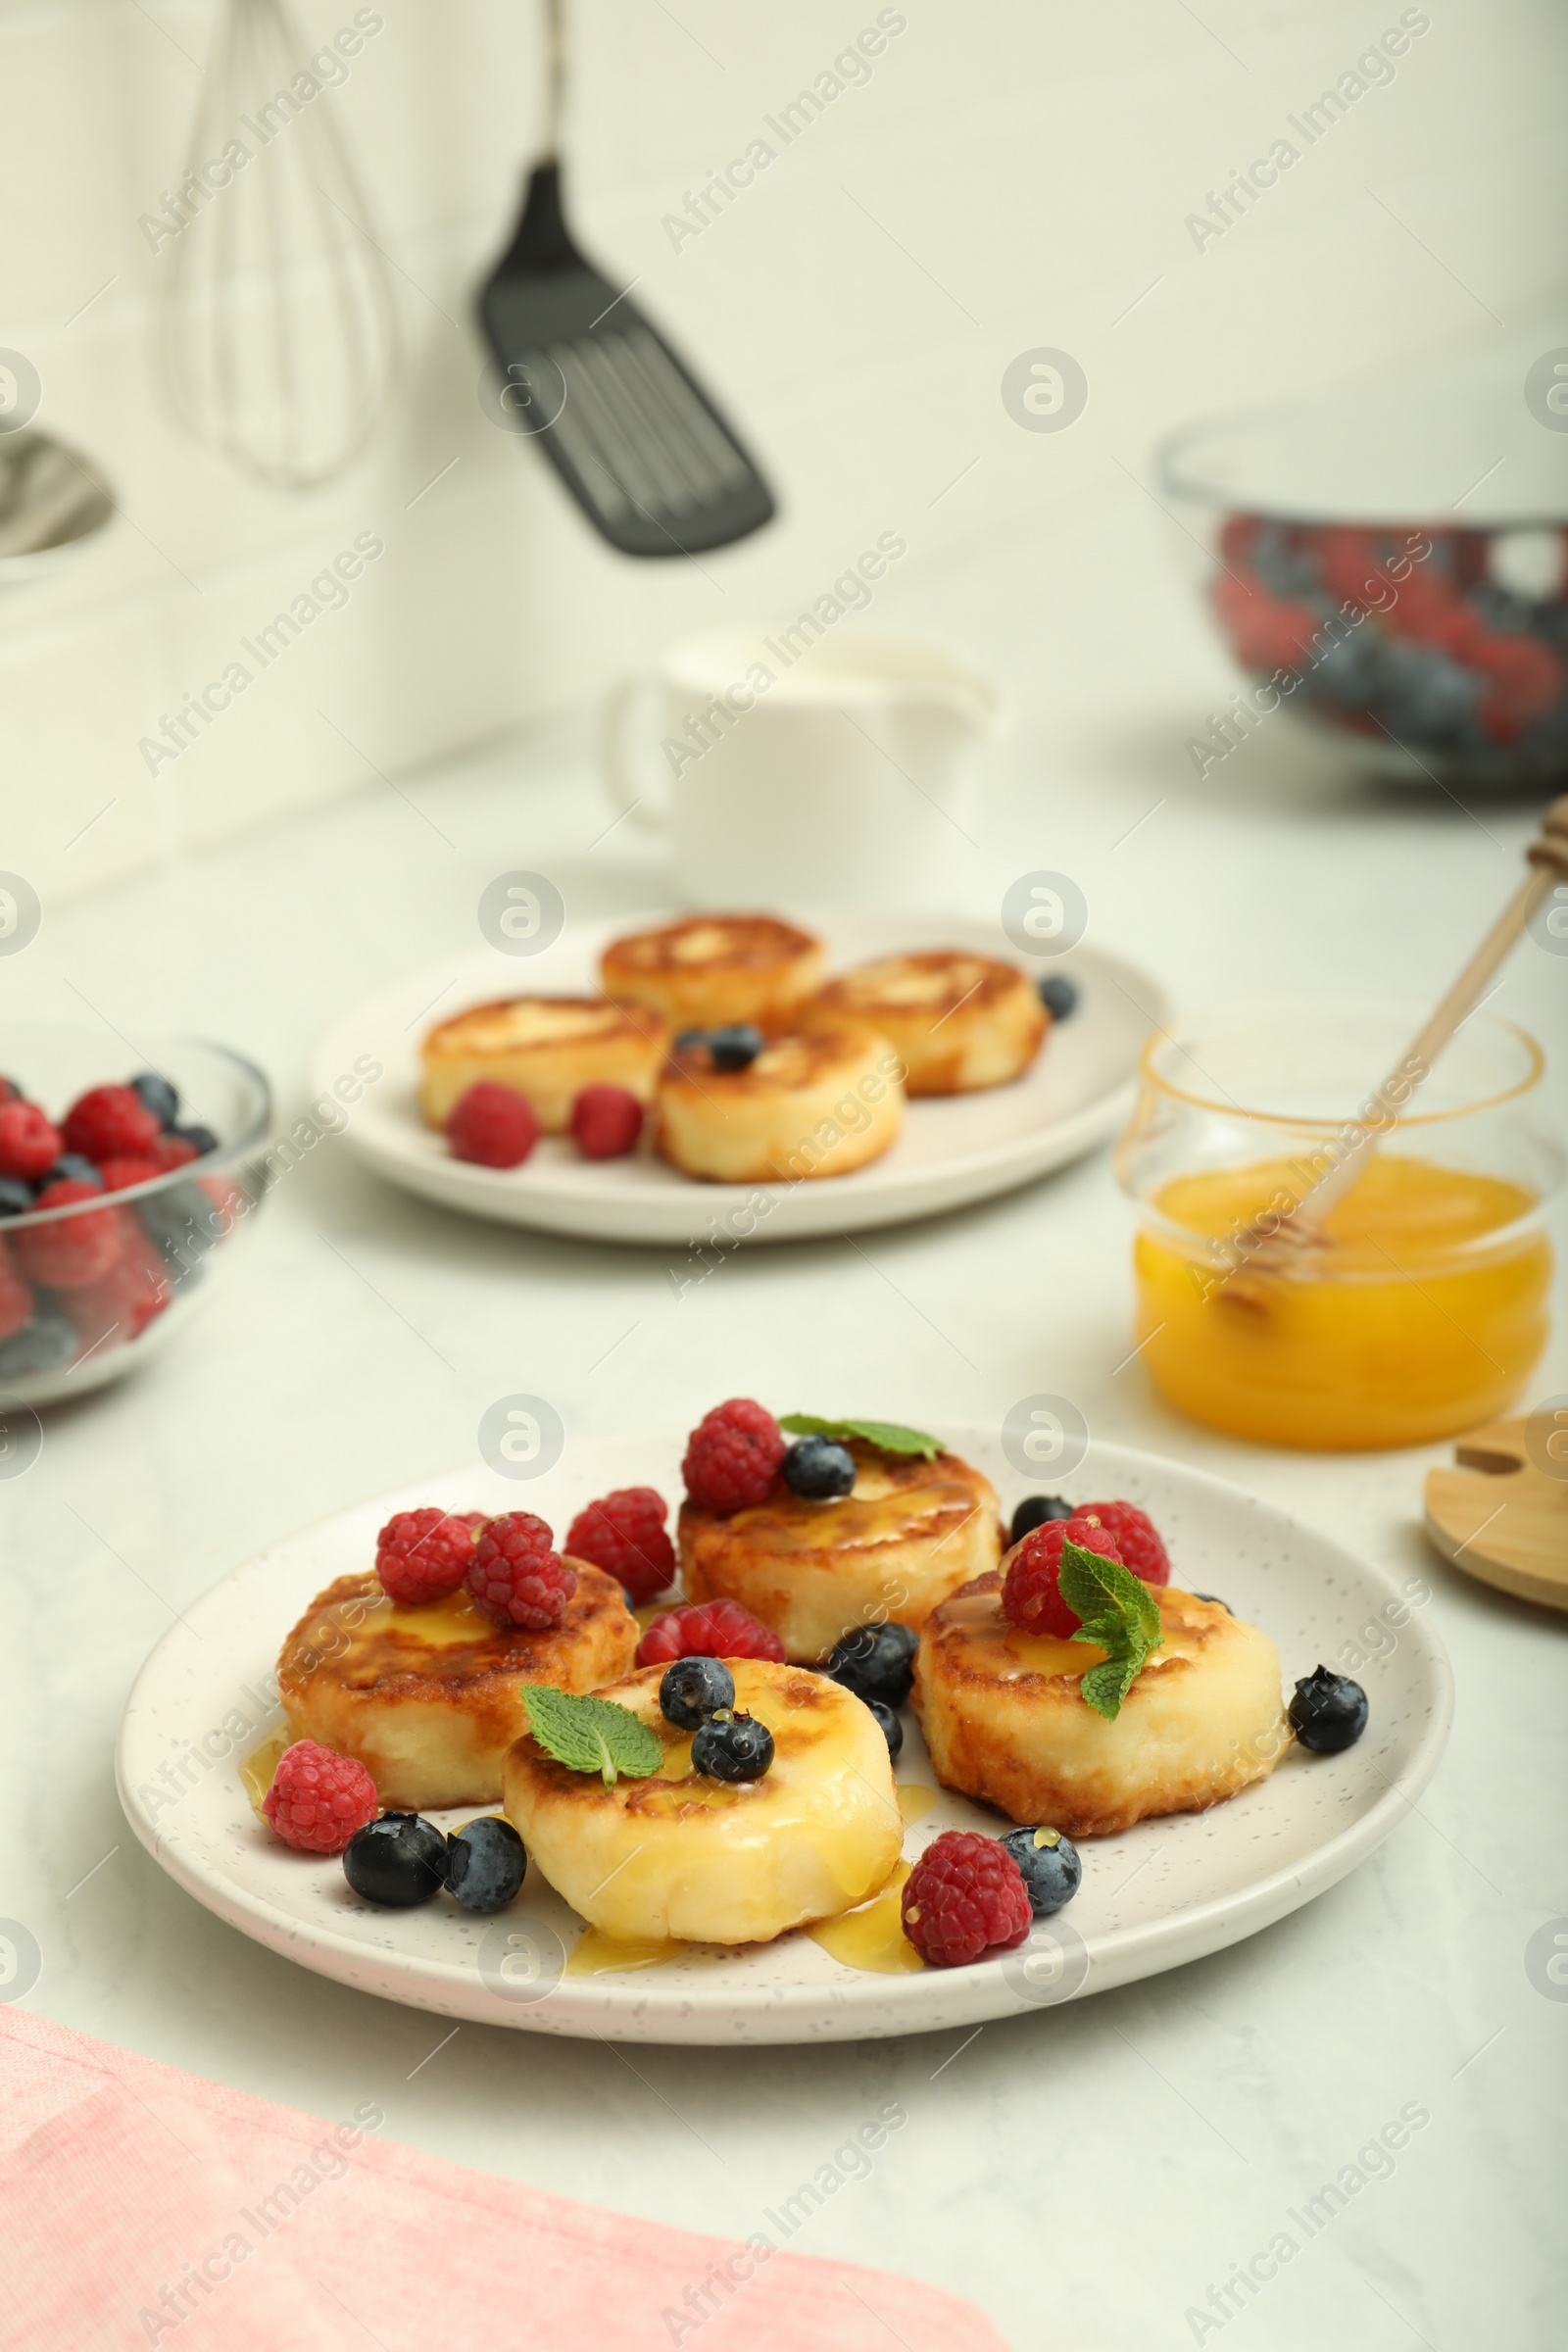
[3,491,1563,2352]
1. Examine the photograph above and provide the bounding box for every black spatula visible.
[477,0,775,559]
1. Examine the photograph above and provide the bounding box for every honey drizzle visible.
[561,1784,941,1981]
[805,1862,921,1975]
[564,1927,688,1977]
[239,1730,289,1818]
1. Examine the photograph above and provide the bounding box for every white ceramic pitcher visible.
[600,626,1001,906]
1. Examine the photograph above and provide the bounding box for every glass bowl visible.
[1115,997,1562,1450]
[1159,362,1568,790]
[0,1027,271,1406]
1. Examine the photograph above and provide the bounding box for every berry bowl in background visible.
[0,1027,271,1405]
[1160,362,1568,790]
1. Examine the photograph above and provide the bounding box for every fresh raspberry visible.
[565,1487,675,1601]
[0,1101,63,1182]
[1217,513,1260,568]
[1001,1516,1124,1638]
[1209,569,1319,674]
[1309,524,1381,609]
[1073,1501,1169,1587]
[197,1174,245,1234]
[0,1237,32,1345]
[681,1398,785,1513]
[466,1512,575,1629]
[262,1740,379,1854]
[902,1830,1033,1969]
[67,1227,171,1349]
[62,1084,162,1165]
[96,1154,164,1193]
[111,1238,173,1338]
[447,1082,539,1169]
[152,1131,200,1171]
[375,1506,485,1606]
[1472,630,1563,741]
[635,1596,786,1667]
[12,1180,123,1290]
[1388,566,1462,640]
[570,1085,644,1160]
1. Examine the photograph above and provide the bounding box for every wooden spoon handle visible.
[1280,795,1565,1231]
[1408,794,1568,1061]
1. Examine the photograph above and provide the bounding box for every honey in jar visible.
[1116,999,1561,1452]
[1133,1153,1550,1449]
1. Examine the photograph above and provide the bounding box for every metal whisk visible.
[156,0,401,491]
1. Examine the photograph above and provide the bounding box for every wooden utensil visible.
[1424,1414,1568,1611]
[1226,794,1568,1297]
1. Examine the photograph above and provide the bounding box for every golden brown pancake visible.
[913,1571,1286,1837]
[816,950,1046,1095]
[501,1658,901,1942]
[601,913,823,1033]
[276,1562,638,1809]
[680,1440,1001,1659]
[419,996,667,1132]
[655,1019,903,1183]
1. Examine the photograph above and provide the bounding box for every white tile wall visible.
[2,0,1565,908]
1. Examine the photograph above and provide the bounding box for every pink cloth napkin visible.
[0,2007,1007,2352]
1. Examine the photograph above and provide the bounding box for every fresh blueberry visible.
[691,1709,774,1782]
[1373,641,1480,743]
[0,1300,75,1375]
[708,1024,764,1072]
[1250,520,1320,598]
[1001,1825,1082,1916]
[342,1812,448,1906]
[1471,581,1544,636]
[1009,1494,1075,1544]
[1193,1592,1232,1613]
[1288,1666,1368,1754]
[0,1178,32,1217]
[130,1071,180,1129]
[171,1122,219,1158]
[38,1155,102,1192]
[139,1182,223,1279]
[1307,629,1383,711]
[782,1435,857,1500]
[674,1028,709,1053]
[443,1816,527,1914]
[866,1698,903,1760]
[1036,974,1078,1022]
[825,1621,920,1710]
[660,1654,735,1732]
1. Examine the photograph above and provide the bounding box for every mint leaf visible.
[1056,1538,1163,1721]
[523,1686,663,1786]
[1080,1657,1142,1719]
[1057,1542,1161,1644]
[779,1414,942,1459]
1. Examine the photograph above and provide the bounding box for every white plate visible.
[118,1429,1451,2046]
[308,910,1168,1245]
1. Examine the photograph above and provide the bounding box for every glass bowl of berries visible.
[0,1027,271,1404]
[1160,362,1568,790]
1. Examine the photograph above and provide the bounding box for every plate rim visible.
[307,910,1170,1243]
[117,1432,1454,2043]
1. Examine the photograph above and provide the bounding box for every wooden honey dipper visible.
[1223,794,1568,1300]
